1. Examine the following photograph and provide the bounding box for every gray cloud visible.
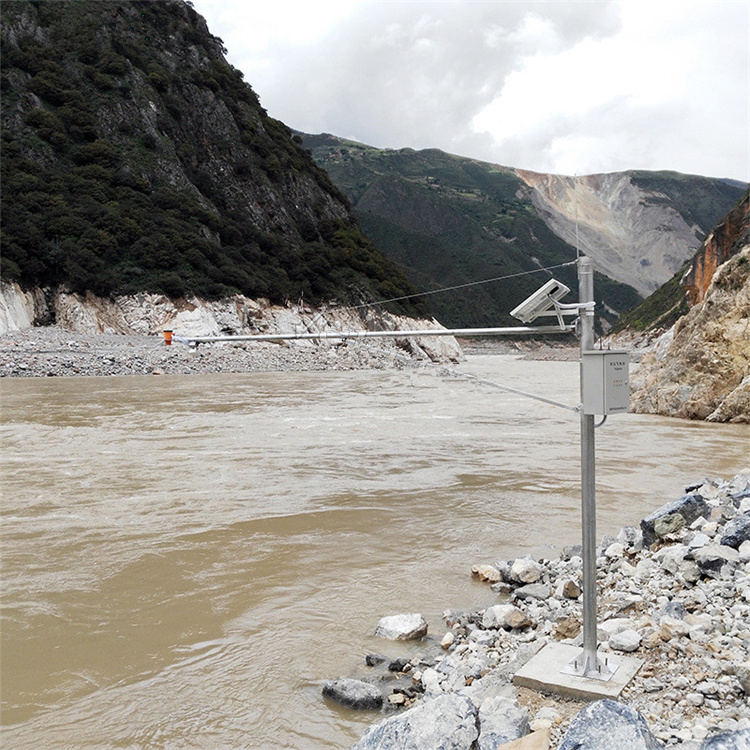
[193,1,749,181]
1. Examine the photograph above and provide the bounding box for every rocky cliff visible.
[0,0,422,315]
[682,190,750,306]
[0,280,461,365]
[629,191,750,422]
[514,170,742,297]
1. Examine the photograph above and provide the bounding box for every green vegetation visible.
[0,1,424,316]
[629,171,744,236]
[304,137,643,328]
[611,263,691,332]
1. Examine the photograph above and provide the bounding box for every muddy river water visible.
[2,355,748,749]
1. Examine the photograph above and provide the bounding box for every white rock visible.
[660,616,690,641]
[472,564,502,583]
[441,631,455,649]
[619,561,638,577]
[420,667,443,695]
[482,604,531,630]
[599,618,636,637]
[510,557,542,584]
[375,613,428,640]
[609,628,642,652]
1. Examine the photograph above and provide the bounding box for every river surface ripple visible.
[2,355,748,749]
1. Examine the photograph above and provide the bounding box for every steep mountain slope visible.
[0,1,424,316]
[303,133,744,329]
[629,189,750,422]
[301,134,643,329]
[516,170,744,295]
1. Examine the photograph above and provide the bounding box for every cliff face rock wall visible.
[682,191,750,305]
[0,281,462,364]
[0,1,421,314]
[629,246,750,422]
[515,170,704,296]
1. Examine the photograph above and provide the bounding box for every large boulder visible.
[693,545,740,578]
[557,699,664,750]
[720,513,750,548]
[477,694,530,750]
[375,613,428,640]
[322,678,383,710]
[349,693,479,750]
[510,558,543,584]
[641,494,710,547]
[699,729,750,749]
[482,604,532,631]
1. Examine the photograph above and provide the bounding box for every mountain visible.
[302,133,745,329]
[515,170,745,296]
[628,188,750,422]
[0,0,425,317]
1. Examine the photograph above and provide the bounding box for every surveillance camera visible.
[510,279,571,323]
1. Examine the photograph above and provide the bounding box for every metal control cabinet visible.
[581,350,630,415]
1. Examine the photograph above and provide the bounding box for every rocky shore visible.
[0,326,454,378]
[324,472,750,750]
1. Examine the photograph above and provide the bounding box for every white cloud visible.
[190,0,750,181]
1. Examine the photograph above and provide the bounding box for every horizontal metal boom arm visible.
[176,324,575,346]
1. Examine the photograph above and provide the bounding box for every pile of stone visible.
[0,327,435,378]
[323,472,750,749]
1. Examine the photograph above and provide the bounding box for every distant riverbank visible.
[0,326,438,378]
[0,326,587,378]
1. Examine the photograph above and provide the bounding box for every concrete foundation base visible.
[512,642,643,701]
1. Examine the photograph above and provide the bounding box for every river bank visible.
[328,472,750,750]
[0,326,591,378]
[0,326,445,378]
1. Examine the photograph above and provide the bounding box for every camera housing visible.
[510,279,571,323]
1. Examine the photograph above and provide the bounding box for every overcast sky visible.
[190,0,749,182]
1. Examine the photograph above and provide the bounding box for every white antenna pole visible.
[573,174,581,260]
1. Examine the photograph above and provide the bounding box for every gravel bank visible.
[0,327,441,378]
[0,328,591,378]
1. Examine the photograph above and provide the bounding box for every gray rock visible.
[693,545,740,578]
[655,600,688,622]
[513,583,551,601]
[365,653,388,667]
[699,729,750,750]
[689,532,713,550]
[720,513,750,548]
[477,694,530,750]
[641,494,710,548]
[563,545,583,560]
[375,613,428,640]
[323,678,383,710]
[734,661,750,694]
[510,557,542,584]
[618,525,644,551]
[654,513,686,538]
[557,699,664,750]
[482,604,531,630]
[350,693,479,750]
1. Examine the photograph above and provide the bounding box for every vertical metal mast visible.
[577,255,598,675]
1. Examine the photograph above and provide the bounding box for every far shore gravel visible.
[0,327,582,379]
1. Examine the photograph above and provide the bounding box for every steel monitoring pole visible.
[564,255,619,681]
[578,256,600,675]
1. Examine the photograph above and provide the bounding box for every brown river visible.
[2,354,748,749]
